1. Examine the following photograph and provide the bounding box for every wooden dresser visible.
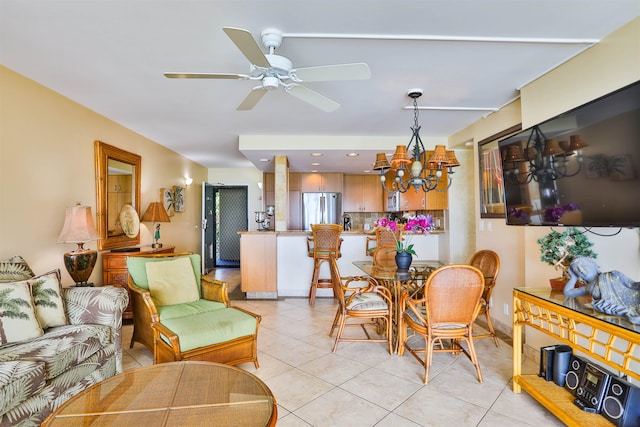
[101,246,175,319]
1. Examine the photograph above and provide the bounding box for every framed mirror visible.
[478,125,521,218]
[95,140,141,250]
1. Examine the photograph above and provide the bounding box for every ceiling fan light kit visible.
[374,89,461,194]
[164,26,371,112]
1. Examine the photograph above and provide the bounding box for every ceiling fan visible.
[164,27,371,112]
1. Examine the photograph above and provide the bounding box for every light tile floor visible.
[121,296,565,427]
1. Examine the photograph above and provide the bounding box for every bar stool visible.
[306,224,343,306]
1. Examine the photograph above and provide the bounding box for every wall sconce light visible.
[184,176,193,187]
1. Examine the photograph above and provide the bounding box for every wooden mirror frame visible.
[95,140,142,250]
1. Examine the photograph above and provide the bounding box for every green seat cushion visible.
[127,254,201,293]
[158,299,227,321]
[159,308,257,352]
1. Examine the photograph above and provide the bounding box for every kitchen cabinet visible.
[263,172,275,207]
[344,174,382,212]
[102,245,175,319]
[240,233,277,293]
[300,173,343,193]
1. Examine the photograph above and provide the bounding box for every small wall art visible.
[173,185,185,212]
[160,187,174,216]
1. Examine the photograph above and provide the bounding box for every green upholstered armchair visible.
[126,253,261,367]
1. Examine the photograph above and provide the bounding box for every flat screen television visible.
[498,80,640,227]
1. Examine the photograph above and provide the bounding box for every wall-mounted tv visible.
[498,80,640,227]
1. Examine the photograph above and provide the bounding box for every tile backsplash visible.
[345,210,445,231]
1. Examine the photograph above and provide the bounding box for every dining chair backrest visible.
[469,250,500,301]
[375,227,402,248]
[308,224,343,258]
[425,265,484,325]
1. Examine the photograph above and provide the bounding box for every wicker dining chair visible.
[469,249,501,346]
[366,227,403,257]
[306,223,343,306]
[398,264,485,384]
[328,257,393,354]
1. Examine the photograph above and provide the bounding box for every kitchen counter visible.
[239,230,446,299]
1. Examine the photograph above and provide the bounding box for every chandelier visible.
[373,89,460,193]
[502,126,587,184]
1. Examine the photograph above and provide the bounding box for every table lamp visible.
[56,204,100,286]
[141,202,171,248]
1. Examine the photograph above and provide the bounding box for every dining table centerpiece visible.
[374,214,434,270]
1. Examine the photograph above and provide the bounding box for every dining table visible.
[353,259,443,352]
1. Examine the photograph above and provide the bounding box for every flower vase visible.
[395,252,412,270]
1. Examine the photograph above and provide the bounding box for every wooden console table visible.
[102,245,175,318]
[512,288,640,427]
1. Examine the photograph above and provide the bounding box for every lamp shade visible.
[57,205,100,244]
[428,145,449,165]
[373,153,391,170]
[141,202,171,223]
[390,145,410,167]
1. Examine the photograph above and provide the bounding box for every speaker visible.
[553,345,573,387]
[539,345,556,381]
[564,354,586,396]
[601,376,640,427]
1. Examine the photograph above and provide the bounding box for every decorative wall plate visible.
[119,204,140,238]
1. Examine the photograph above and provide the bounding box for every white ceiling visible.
[1,1,638,174]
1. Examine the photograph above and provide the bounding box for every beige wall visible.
[0,66,208,286]
[451,17,640,341]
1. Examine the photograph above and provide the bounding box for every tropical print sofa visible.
[0,258,128,427]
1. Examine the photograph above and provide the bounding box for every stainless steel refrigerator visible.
[302,192,342,231]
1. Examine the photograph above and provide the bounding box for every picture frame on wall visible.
[160,187,174,216]
[173,185,185,212]
[478,125,521,218]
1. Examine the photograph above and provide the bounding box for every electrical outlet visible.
[504,303,509,316]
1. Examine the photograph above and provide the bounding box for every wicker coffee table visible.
[42,361,277,426]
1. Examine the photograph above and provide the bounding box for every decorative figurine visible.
[564,256,640,324]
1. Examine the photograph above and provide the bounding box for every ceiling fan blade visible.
[164,72,249,79]
[223,27,270,68]
[237,88,268,111]
[292,63,371,82]
[286,85,340,112]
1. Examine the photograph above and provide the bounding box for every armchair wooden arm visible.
[201,276,230,306]
[127,277,160,350]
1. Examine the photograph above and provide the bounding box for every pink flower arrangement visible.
[374,214,434,256]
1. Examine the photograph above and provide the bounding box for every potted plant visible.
[537,227,597,289]
[374,214,434,270]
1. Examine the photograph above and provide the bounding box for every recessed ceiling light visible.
[363,169,371,173]
[346,152,359,157]
[259,158,271,162]
[311,162,320,166]
[311,153,323,157]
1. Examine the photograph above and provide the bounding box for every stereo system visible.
[564,353,586,396]
[552,350,640,424]
[574,361,612,413]
[601,376,640,427]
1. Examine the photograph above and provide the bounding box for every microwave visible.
[386,191,400,212]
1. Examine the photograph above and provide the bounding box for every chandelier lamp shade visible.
[502,126,587,184]
[373,89,460,194]
[56,204,100,286]
[141,202,171,248]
